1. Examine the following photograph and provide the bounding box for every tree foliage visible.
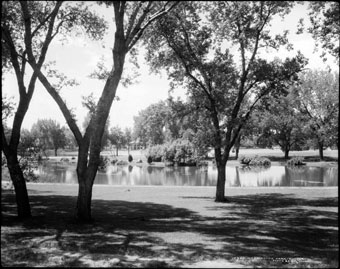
[31,119,67,156]
[295,69,339,157]
[256,87,308,159]
[143,1,307,201]
[306,2,339,62]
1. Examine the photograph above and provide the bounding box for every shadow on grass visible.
[1,190,338,268]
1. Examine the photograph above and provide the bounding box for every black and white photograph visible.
[2,1,338,267]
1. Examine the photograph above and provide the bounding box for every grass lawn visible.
[1,184,338,268]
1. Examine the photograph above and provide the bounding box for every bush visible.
[145,144,165,162]
[145,139,205,166]
[147,156,153,164]
[98,156,110,170]
[128,154,133,162]
[287,156,305,166]
[238,155,271,166]
[238,155,252,165]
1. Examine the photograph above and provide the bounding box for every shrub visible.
[239,155,271,166]
[145,144,165,162]
[250,156,271,166]
[287,156,305,166]
[128,154,133,162]
[147,156,153,164]
[98,156,110,170]
[238,155,252,165]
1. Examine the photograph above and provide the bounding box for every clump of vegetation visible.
[98,156,111,170]
[145,139,204,166]
[147,156,153,164]
[145,145,165,162]
[287,156,305,166]
[239,155,271,166]
[128,154,133,162]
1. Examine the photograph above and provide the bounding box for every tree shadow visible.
[1,190,338,267]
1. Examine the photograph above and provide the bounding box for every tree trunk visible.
[284,148,289,159]
[235,146,240,160]
[5,152,32,219]
[318,141,324,161]
[76,177,94,222]
[55,148,58,156]
[215,162,228,202]
[116,146,118,156]
[235,135,241,160]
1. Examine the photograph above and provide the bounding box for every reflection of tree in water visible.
[284,166,332,186]
[238,165,271,173]
[323,167,338,186]
[236,165,272,187]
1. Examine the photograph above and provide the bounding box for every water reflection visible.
[34,163,338,187]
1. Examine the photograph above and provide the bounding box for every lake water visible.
[34,163,338,187]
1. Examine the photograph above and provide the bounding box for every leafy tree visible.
[295,69,339,159]
[23,1,178,221]
[1,1,65,218]
[133,100,168,146]
[256,88,308,159]
[143,1,307,202]
[63,127,78,150]
[2,0,111,220]
[124,127,132,153]
[108,126,124,156]
[31,119,67,156]
[17,128,40,182]
[298,2,339,62]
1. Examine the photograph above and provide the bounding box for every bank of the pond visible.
[44,149,338,169]
[1,184,338,268]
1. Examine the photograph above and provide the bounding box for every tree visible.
[295,69,339,159]
[1,1,64,219]
[304,2,339,62]
[2,0,110,220]
[31,119,67,156]
[24,1,178,221]
[133,100,168,146]
[256,88,308,159]
[144,1,307,202]
[63,126,78,150]
[124,127,132,153]
[108,126,124,156]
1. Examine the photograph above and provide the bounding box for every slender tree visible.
[1,0,107,219]
[1,1,62,218]
[143,1,307,202]
[24,1,178,221]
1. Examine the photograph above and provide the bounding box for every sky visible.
[2,2,339,132]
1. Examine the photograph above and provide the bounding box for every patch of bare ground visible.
[1,184,338,268]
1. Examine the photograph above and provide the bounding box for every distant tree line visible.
[132,69,339,161]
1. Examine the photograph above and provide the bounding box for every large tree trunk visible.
[215,162,228,202]
[318,141,324,161]
[284,148,289,159]
[55,148,58,156]
[5,152,31,219]
[76,176,94,222]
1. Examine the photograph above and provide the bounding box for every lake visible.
[34,163,338,187]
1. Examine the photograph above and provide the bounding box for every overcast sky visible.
[2,2,339,132]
